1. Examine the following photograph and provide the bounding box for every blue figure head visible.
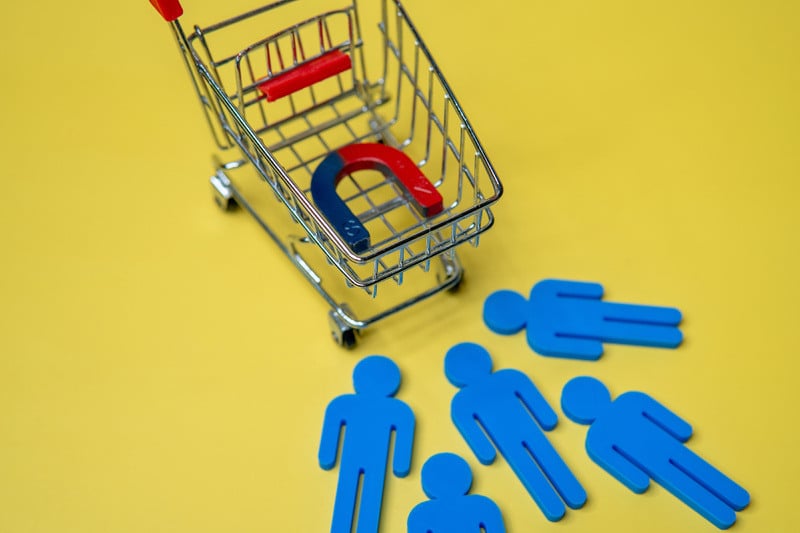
[561,376,613,425]
[353,355,402,397]
[421,453,473,499]
[482,289,529,335]
[444,343,494,388]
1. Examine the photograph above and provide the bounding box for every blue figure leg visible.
[331,467,360,533]
[355,467,389,533]
[508,443,567,521]
[656,459,738,530]
[602,302,682,325]
[597,302,683,348]
[592,319,682,348]
[523,432,586,509]
[672,447,750,510]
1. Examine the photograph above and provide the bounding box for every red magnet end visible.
[338,143,444,217]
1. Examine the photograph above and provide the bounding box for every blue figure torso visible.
[408,495,504,533]
[528,282,604,341]
[587,392,683,450]
[453,370,548,449]
[587,392,686,481]
[330,394,413,470]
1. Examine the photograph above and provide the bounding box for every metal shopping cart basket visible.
[148,0,503,346]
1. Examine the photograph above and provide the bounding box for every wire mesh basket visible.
[149,0,503,346]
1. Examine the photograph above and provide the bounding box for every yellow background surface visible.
[1,0,798,531]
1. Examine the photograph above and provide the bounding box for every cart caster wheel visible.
[328,308,358,348]
[447,271,464,293]
[439,254,464,293]
[210,171,237,211]
[338,328,358,348]
[213,195,237,211]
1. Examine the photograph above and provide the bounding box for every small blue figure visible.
[483,279,683,360]
[445,342,586,521]
[561,376,750,529]
[319,355,416,533]
[407,452,506,533]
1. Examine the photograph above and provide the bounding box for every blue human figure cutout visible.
[483,279,683,360]
[445,342,586,521]
[319,355,416,533]
[561,376,750,529]
[407,452,506,533]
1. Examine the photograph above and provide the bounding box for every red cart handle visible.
[150,0,183,21]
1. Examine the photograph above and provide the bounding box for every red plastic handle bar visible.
[150,0,183,21]
[258,50,352,102]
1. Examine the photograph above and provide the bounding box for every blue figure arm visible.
[532,279,604,300]
[632,392,693,442]
[392,404,416,477]
[507,370,558,430]
[318,398,346,470]
[476,495,507,533]
[451,394,497,465]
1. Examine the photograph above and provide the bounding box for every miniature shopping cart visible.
[149,0,503,346]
